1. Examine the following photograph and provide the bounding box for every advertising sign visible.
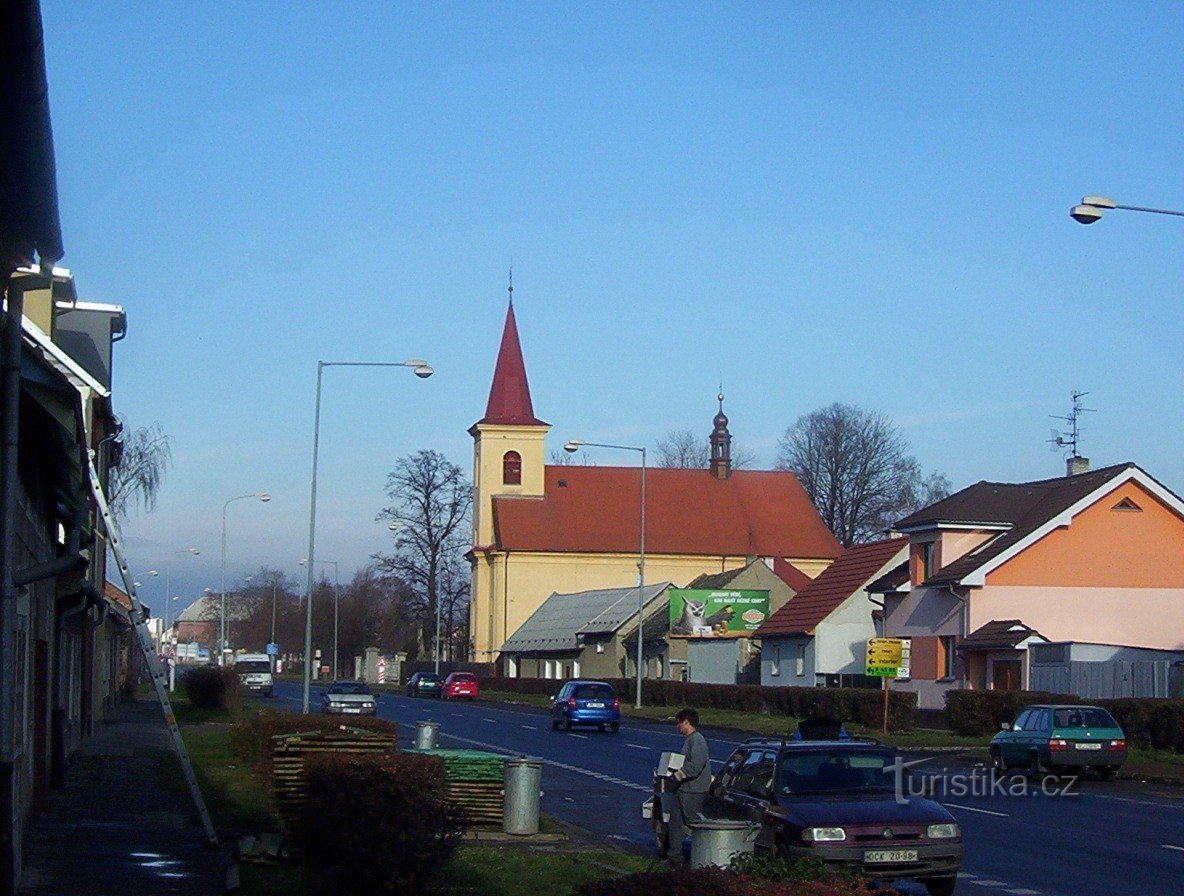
[865,637,906,677]
[668,589,770,638]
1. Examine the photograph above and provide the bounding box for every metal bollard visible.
[502,756,543,835]
[414,720,439,750]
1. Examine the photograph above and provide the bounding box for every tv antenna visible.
[1048,390,1095,457]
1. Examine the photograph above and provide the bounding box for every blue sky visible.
[39,3,1184,616]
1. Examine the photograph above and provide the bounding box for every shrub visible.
[181,665,240,710]
[298,752,466,894]
[481,677,917,732]
[227,710,399,768]
[573,866,899,896]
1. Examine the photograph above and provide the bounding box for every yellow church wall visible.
[470,422,549,547]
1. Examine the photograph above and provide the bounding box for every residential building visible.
[468,298,842,665]
[885,462,1184,709]
[756,537,908,688]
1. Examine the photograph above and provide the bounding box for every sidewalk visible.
[19,698,228,896]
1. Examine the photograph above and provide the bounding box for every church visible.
[468,298,843,665]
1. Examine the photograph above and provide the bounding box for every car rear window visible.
[452,674,476,682]
[420,674,440,683]
[776,749,896,794]
[574,684,614,699]
[235,660,271,673]
[1053,707,1118,729]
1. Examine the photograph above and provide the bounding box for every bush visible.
[482,677,917,732]
[181,665,240,710]
[573,866,898,896]
[945,690,1184,751]
[227,710,399,768]
[298,752,466,894]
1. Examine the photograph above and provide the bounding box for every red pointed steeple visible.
[475,300,547,427]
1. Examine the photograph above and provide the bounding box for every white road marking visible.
[627,744,648,750]
[568,733,588,739]
[943,803,1009,817]
[973,881,1007,888]
[483,718,496,723]
[1004,889,1041,895]
[521,725,536,730]
[1163,844,1184,853]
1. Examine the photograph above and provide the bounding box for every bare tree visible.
[108,421,172,519]
[775,403,950,546]
[372,450,472,661]
[654,428,757,469]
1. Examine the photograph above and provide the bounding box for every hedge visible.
[299,752,466,894]
[227,710,399,769]
[573,866,899,896]
[482,677,917,732]
[181,666,240,711]
[945,690,1184,751]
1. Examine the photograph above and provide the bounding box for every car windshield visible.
[330,683,371,695]
[574,684,614,699]
[419,675,440,683]
[776,749,897,795]
[234,660,270,673]
[1053,707,1118,729]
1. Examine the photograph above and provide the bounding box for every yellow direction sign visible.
[865,637,904,677]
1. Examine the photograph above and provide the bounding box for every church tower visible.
[468,289,550,662]
[709,392,732,480]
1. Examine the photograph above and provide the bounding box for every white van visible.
[234,653,274,696]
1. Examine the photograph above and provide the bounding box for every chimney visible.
[1067,456,1090,476]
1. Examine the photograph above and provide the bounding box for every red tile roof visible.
[772,557,816,592]
[473,301,547,427]
[754,537,907,637]
[492,466,843,558]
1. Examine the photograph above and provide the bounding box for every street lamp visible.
[303,358,433,713]
[300,558,339,678]
[564,438,647,709]
[1069,195,1184,225]
[147,547,202,649]
[221,493,270,664]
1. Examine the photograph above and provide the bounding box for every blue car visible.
[549,680,620,732]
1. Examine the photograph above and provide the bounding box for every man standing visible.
[666,707,711,862]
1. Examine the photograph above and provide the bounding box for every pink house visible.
[881,462,1184,709]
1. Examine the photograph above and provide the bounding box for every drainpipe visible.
[945,583,968,686]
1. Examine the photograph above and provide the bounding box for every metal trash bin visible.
[502,756,543,835]
[686,819,757,868]
[414,720,439,750]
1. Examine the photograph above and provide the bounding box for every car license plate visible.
[864,849,918,863]
[1076,742,1102,750]
[586,701,604,708]
[344,707,361,713]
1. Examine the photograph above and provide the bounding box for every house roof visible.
[958,619,1045,651]
[754,537,907,637]
[473,300,547,428]
[500,582,671,653]
[492,466,843,558]
[895,463,1178,587]
[866,560,909,594]
[772,557,816,592]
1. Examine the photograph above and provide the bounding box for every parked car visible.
[405,672,442,698]
[321,680,377,716]
[442,672,480,700]
[233,653,273,697]
[549,680,620,732]
[990,704,1126,780]
[653,737,963,896]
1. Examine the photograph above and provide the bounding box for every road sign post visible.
[865,638,906,734]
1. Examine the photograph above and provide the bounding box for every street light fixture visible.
[303,358,433,713]
[564,438,647,709]
[300,558,339,679]
[1069,195,1184,225]
[221,493,270,664]
[148,552,201,649]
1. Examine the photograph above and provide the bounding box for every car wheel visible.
[598,723,606,732]
[1097,766,1115,781]
[564,719,573,732]
[1029,752,1050,781]
[551,719,559,731]
[609,723,620,733]
[924,875,958,896]
[654,815,671,858]
[990,748,1006,773]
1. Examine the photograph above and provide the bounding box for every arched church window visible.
[503,451,522,485]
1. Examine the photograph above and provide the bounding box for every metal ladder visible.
[84,449,219,847]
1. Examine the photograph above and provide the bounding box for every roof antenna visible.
[1049,390,1095,461]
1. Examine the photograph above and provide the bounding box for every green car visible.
[989,704,1126,780]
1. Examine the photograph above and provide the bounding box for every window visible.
[937,635,956,679]
[595,641,604,654]
[713,750,748,793]
[770,645,780,677]
[1012,709,1033,731]
[744,752,778,800]
[506,656,518,678]
[572,660,580,678]
[502,451,522,485]
[795,644,806,677]
[914,540,936,583]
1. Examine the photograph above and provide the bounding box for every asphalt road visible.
[270,682,1183,896]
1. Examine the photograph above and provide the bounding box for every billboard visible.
[668,589,770,638]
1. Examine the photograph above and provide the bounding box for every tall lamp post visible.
[221,493,270,664]
[300,558,339,678]
[564,439,647,709]
[1069,195,1184,225]
[148,547,201,648]
[303,358,433,713]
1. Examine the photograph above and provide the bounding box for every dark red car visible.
[442,672,480,701]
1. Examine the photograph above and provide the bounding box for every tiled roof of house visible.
[866,560,909,594]
[754,537,907,637]
[473,301,547,427]
[500,582,671,653]
[772,557,816,592]
[958,619,1045,651]
[492,466,843,558]
[895,463,1139,586]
